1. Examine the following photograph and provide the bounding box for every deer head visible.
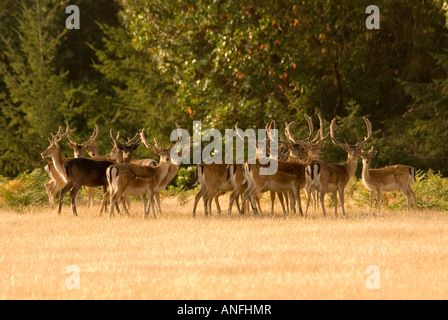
[109,129,140,163]
[41,126,70,159]
[330,117,372,157]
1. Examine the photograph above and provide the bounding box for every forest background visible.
[0,0,447,180]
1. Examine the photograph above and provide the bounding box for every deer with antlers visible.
[58,156,115,216]
[304,117,372,217]
[41,126,74,206]
[107,127,182,218]
[66,125,102,207]
[150,123,185,215]
[284,114,329,210]
[238,117,315,215]
[66,124,100,159]
[359,147,417,212]
[193,119,306,217]
[278,114,329,211]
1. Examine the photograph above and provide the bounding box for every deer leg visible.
[193,185,207,217]
[202,195,209,216]
[241,183,254,214]
[295,188,303,216]
[115,200,121,214]
[227,189,239,215]
[214,192,224,214]
[243,186,258,215]
[119,195,130,217]
[52,180,65,208]
[58,180,73,215]
[235,194,241,213]
[142,194,149,218]
[250,194,260,215]
[409,187,418,210]
[377,189,381,213]
[304,185,313,216]
[207,194,213,215]
[401,188,412,212]
[319,192,326,217]
[270,191,276,215]
[87,187,95,207]
[312,191,318,209]
[126,195,131,211]
[70,184,82,216]
[100,186,108,213]
[278,192,287,215]
[45,180,55,205]
[332,191,338,217]
[338,188,345,217]
[109,190,121,219]
[148,192,156,219]
[154,192,162,214]
[370,190,375,211]
[98,190,109,216]
[290,191,296,215]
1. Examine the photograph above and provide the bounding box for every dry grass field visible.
[1,195,447,300]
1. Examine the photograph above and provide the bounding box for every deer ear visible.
[68,142,76,148]
[132,143,140,150]
[372,150,378,157]
[117,143,124,151]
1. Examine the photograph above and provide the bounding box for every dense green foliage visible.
[0,0,447,177]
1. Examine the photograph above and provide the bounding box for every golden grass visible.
[1,195,447,300]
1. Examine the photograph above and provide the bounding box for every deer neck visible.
[156,158,171,181]
[344,154,359,179]
[361,160,371,182]
[51,148,67,180]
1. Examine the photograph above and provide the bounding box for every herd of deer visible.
[40,115,418,219]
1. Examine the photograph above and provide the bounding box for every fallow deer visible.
[58,157,115,216]
[304,117,372,217]
[359,146,417,212]
[107,128,181,218]
[41,126,73,206]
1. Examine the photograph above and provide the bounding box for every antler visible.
[139,128,158,150]
[318,113,329,141]
[126,132,140,145]
[83,124,99,147]
[329,118,345,148]
[330,117,372,148]
[266,120,291,146]
[110,129,121,147]
[235,122,258,150]
[49,125,70,144]
[358,117,372,149]
[284,114,314,145]
[65,125,77,145]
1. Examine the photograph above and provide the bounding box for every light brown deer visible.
[41,126,73,206]
[196,119,311,217]
[150,123,184,214]
[192,163,239,217]
[107,128,180,218]
[285,113,329,210]
[238,118,314,215]
[304,117,372,217]
[359,147,417,212]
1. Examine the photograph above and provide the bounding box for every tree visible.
[0,0,75,175]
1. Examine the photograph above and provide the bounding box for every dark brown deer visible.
[58,158,115,216]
